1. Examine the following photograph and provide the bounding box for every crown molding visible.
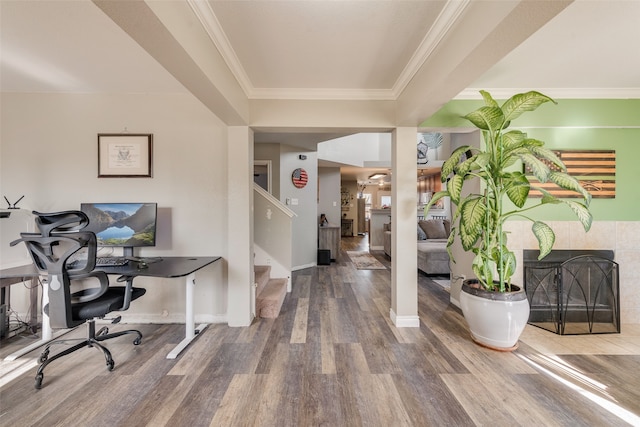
[456,87,640,100]
[392,0,471,98]
[187,0,253,96]
[248,87,396,101]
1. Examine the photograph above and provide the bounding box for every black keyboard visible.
[95,257,129,267]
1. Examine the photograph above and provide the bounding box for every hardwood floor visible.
[1,235,640,426]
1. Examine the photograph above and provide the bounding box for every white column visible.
[390,127,419,327]
[227,127,254,326]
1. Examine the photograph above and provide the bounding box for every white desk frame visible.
[166,272,207,359]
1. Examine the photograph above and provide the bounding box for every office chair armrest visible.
[116,275,137,311]
[69,271,110,303]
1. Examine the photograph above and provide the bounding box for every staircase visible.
[255,265,288,318]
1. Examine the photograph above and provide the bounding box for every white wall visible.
[318,133,391,166]
[1,92,229,323]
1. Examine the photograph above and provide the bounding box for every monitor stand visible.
[123,247,135,258]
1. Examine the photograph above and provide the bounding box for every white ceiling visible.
[2,1,638,99]
[2,0,639,183]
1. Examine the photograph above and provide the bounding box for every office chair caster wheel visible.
[38,349,49,363]
[106,359,115,371]
[35,373,43,389]
[133,337,141,345]
[97,326,109,336]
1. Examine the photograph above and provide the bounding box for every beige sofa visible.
[383,219,450,275]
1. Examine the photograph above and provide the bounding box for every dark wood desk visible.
[99,256,221,359]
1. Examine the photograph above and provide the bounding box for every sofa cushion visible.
[417,225,427,240]
[419,219,447,239]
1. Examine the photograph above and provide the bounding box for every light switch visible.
[333,201,337,206]
[291,198,299,205]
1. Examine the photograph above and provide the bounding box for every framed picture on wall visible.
[98,133,153,178]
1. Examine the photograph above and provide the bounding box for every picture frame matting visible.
[98,133,153,178]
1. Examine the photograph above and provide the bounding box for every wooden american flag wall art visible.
[525,150,615,198]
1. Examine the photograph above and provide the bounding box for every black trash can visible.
[317,249,331,265]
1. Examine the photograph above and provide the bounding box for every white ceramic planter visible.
[460,279,530,350]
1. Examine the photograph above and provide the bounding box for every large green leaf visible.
[504,172,530,208]
[563,200,593,231]
[460,197,486,235]
[501,130,526,149]
[549,171,591,203]
[447,174,464,204]
[441,146,470,179]
[536,188,562,205]
[474,152,491,168]
[501,91,556,123]
[459,198,485,250]
[455,155,478,176]
[464,106,504,132]
[480,90,499,107]
[532,221,556,259]
[520,153,551,182]
[529,145,566,171]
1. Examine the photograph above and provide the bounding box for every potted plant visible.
[426,90,592,350]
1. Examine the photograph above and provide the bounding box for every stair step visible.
[254,265,271,296]
[256,278,288,319]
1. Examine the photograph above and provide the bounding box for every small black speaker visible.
[317,249,331,265]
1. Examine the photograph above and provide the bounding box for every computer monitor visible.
[80,202,157,256]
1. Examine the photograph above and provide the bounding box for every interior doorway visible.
[254,160,272,193]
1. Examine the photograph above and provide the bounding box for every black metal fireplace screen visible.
[523,250,620,335]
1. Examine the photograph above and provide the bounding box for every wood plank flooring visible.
[1,235,640,426]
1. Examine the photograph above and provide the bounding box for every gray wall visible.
[318,167,341,227]
[278,145,318,269]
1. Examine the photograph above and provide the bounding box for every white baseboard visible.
[114,313,228,324]
[389,309,420,327]
[370,245,383,251]
[293,262,316,271]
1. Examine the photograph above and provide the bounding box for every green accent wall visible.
[421,98,640,221]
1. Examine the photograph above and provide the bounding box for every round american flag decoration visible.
[291,168,308,188]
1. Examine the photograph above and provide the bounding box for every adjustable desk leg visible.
[4,278,72,361]
[166,272,208,359]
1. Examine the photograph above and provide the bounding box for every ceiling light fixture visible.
[369,173,386,180]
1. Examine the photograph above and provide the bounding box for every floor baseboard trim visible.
[390,309,420,328]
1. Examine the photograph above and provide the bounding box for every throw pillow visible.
[417,225,427,240]
[419,219,447,239]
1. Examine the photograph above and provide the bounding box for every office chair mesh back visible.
[10,210,146,389]
[19,232,109,329]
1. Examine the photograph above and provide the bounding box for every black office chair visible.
[11,210,146,389]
